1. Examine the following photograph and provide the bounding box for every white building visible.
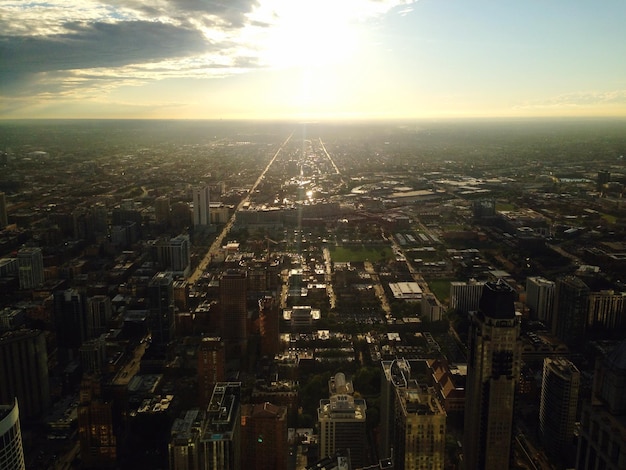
[526,276,555,324]
[193,187,211,227]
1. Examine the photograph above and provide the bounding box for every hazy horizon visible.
[2,1,626,120]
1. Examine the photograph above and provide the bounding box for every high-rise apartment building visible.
[155,196,171,225]
[588,290,626,331]
[576,340,626,469]
[148,271,175,350]
[552,276,589,346]
[200,382,242,470]
[318,373,367,469]
[156,234,191,276]
[78,376,117,468]
[87,295,112,339]
[169,409,204,470]
[396,386,446,470]
[193,187,211,227]
[463,280,521,469]
[526,276,555,324]
[0,399,25,470]
[240,402,288,470]
[449,279,484,314]
[0,330,50,419]
[53,288,88,351]
[259,296,280,357]
[0,192,8,229]
[220,269,248,357]
[539,357,580,463]
[17,247,44,289]
[379,358,446,470]
[198,337,226,408]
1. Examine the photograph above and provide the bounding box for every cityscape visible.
[0,118,625,470]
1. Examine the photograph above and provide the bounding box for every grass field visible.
[427,279,452,303]
[330,245,394,263]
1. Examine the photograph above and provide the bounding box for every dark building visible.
[78,375,117,468]
[148,271,175,351]
[463,280,522,469]
[198,337,226,408]
[0,329,51,419]
[220,269,248,358]
[240,402,288,470]
[259,296,280,357]
[576,340,626,469]
[54,288,89,352]
[552,276,589,347]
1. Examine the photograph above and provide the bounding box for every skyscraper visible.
[0,330,50,418]
[576,340,626,469]
[318,373,367,469]
[156,234,191,276]
[0,192,8,229]
[86,295,112,339]
[198,337,226,408]
[539,357,580,464]
[463,280,521,469]
[0,399,26,470]
[259,296,280,357]
[148,271,175,350]
[220,269,248,357]
[240,402,288,470]
[552,276,589,347]
[587,290,626,331]
[53,288,88,351]
[449,279,484,315]
[169,409,204,470]
[155,195,171,226]
[17,247,44,290]
[77,376,117,468]
[526,276,555,324]
[193,186,211,227]
[200,382,242,470]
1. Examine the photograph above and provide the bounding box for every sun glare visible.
[255,0,361,69]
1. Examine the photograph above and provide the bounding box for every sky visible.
[1,0,626,120]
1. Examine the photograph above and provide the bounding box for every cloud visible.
[515,90,626,111]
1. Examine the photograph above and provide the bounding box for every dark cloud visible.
[105,0,259,28]
[0,20,211,78]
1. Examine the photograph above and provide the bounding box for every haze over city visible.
[2,0,626,120]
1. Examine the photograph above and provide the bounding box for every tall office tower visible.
[318,373,368,469]
[526,276,555,324]
[552,276,590,347]
[157,234,191,276]
[78,376,117,468]
[0,330,50,418]
[87,295,112,339]
[155,196,171,225]
[539,357,580,464]
[449,279,484,315]
[380,359,446,470]
[588,290,626,331]
[395,382,446,470]
[193,186,211,227]
[148,271,175,350]
[259,296,280,357]
[240,402,288,470]
[576,340,626,469]
[463,280,522,470]
[220,269,248,357]
[198,337,226,408]
[80,335,107,376]
[0,192,8,228]
[169,409,205,470]
[597,170,611,192]
[200,382,242,470]
[17,247,44,289]
[53,288,88,351]
[0,399,26,470]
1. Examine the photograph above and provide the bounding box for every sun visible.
[254,0,362,69]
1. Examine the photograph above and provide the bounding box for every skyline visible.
[2,0,626,120]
